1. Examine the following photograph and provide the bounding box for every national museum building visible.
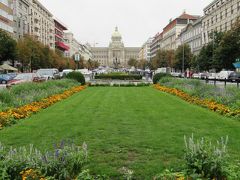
[91,27,140,67]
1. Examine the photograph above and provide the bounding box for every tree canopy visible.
[0,30,17,65]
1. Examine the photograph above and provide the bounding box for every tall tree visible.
[174,44,193,71]
[128,58,137,67]
[137,59,148,69]
[213,21,240,71]
[0,30,17,65]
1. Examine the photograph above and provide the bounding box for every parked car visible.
[192,73,200,79]
[0,74,15,84]
[228,72,240,82]
[199,73,208,79]
[36,69,60,80]
[171,72,182,77]
[217,70,234,80]
[8,73,40,86]
[60,69,73,78]
[207,73,217,80]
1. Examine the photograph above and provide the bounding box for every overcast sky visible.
[39,0,213,47]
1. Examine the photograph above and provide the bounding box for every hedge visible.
[95,74,142,80]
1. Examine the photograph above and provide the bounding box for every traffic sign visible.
[74,54,80,61]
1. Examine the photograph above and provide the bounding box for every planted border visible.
[154,84,240,118]
[0,86,86,129]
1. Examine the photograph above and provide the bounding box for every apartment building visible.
[79,43,93,61]
[0,0,13,34]
[161,12,199,50]
[12,0,29,39]
[179,18,202,55]
[64,31,80,58]
[139,37,153,61]
[202,0,240,44]
[54,18,69,53]
[150,32,163,60]
[28,0,54,49]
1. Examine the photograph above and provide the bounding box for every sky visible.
[39,0,213,47]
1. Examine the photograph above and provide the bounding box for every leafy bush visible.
[0,141,88,179]
[66,71,86,85]
[184,135,229,179]
[159,77,240,110]
[95,74,142,80]
[153,73,170,84]
[0,79,79,111]
[157,135,240,180]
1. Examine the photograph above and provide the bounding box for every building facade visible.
[12,0,29,39]
[54,18,69,53]
[138,37,153,61]
[28,0,54,49]
[79,43,92,61]
[150,32,163,60]
[161,12,199,50]
[202,0,240,44]
[0,0,13,34]
[179,18,202,55]
[91,27,140,67]
[64,31,80,58]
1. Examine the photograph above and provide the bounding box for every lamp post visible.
[182,43,185,75]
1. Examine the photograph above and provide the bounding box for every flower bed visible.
[154,84,240,118]
[0,85,86,129]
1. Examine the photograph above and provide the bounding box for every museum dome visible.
[112,27,122,40]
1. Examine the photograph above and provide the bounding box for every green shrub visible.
[153,73,170,84]
[0,79,79,111]
[95,74,142,80]
[184,135,229,179]
[0,141,88,179]
[66,72,85,85]
[159,77,240,110]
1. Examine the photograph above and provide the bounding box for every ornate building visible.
[91,27,140,67]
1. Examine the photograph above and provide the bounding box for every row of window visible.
[181,27,202,41]
[0,21,13,33]
[205,0,236,14]
[0,9,13,21]
[204,3,240,28]
[0,0,10,7]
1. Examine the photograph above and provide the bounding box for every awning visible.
[233,62,240,68]
[0,64,18,71]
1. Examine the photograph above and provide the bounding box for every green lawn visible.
[0,87,240,178]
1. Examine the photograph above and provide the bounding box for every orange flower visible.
[0,85,86,130]
[154,84,240,117]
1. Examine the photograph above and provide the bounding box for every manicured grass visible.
[0,87,240,178]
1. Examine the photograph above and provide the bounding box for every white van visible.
[217,70,234,80]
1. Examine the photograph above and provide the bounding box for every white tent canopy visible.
[0,64,18,71]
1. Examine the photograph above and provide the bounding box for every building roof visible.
[112,27,122,38]
[54,18,68,30]
[178,13,199,20]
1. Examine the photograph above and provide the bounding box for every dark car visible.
[229,72,240,82]
[0,74,15,84]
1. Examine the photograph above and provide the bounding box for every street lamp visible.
[182,43,185,74]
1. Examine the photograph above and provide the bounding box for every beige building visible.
[91,27,140,67]
[150,32,163,60]
[28,0,54,49]
[12,0,29,39]
[0,0,13,34]
[202,0,240,45]
[161,12,199,50]
[179,18,202,55]
[138,37,153,61]
[64,31,80,58]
